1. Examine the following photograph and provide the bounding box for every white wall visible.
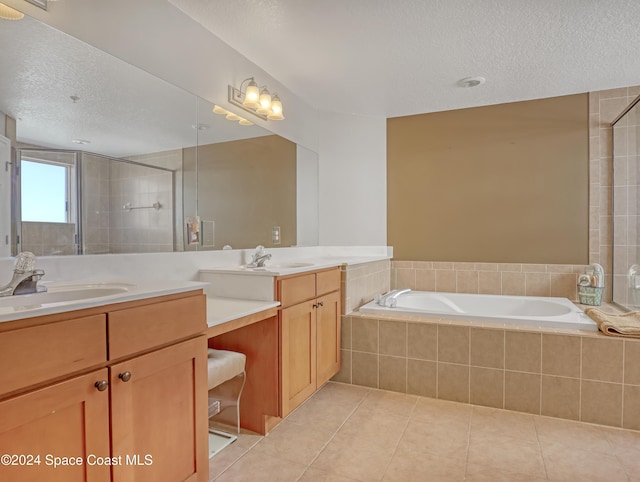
[318,111,387,245]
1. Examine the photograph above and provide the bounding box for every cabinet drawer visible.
[278,273,316,307]
[108,294,206,360]
[316,268,341,296]
[0,315,107,397]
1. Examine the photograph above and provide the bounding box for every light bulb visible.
[256,88,272,115]
[267,95,284,120]
[243,79,260,109]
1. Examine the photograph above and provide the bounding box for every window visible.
[20,158,71,223]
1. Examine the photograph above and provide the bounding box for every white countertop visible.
[200,255,391,277]
[0,279,208,323]
[206,297,280,329]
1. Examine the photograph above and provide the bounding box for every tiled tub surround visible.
[341,259,391,314]
[334,313,640,430]
[390,261,591,301]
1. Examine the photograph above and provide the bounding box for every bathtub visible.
[359,290,597,331]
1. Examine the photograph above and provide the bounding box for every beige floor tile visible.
[467,434,546,479]
[396,418,469,462]
[410,396,472,428]
[285,398,357,432]
[311,432,396,482]
[470,405,538,443]
[298,467,362,481]
[209,442,250,480]
[381,448,466,482]
[336,408,408,448]
[312,382,371,406]
[465,465,547,482]
[534,415,614,453]
[357,389,418,417]
[542,444,629,482]
[214,449,308,482]
[252,420,336,466]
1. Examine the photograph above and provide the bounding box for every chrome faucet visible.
[375,288,411,308]
[247,245,272,268]
[0,252,47,297]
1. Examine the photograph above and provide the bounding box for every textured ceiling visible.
[169,0,640,117]
[0,15,270,157]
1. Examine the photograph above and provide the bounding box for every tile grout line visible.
[378,394,419,481]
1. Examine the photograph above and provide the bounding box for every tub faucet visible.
[375,288,411,307]
[247,245,272,268]
[0,252,47,297]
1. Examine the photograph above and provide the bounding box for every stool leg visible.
[235,371,246,434]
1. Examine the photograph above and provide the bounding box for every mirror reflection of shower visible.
[612,95,640,307]
[13,149,176,256]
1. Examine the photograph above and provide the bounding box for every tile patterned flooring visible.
[209,382,640,481]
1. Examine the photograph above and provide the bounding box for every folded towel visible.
[584,308,640,338]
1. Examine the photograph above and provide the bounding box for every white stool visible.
[207,348,246,434]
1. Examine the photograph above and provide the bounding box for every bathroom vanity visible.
[204,265,342,433]
[0,285,208,482]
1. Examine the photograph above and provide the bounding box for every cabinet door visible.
[316,291,342,387]
[0,369,111,482]
[110,336,208,482]
[280,300,316,416]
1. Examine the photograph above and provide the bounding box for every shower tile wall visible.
[82,154,110,254]
[109,162,174,253]
[590,86,640,302]
[341,259,391,314]
[82,155,175,254]
[21,222,76,256]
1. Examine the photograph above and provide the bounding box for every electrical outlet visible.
[272,226,281,245]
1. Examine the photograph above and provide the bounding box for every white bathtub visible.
[359,291,597,331]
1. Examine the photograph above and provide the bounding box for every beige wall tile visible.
[435,270,456,292]
[470,328,504,369]
[475,263,498,271]
[340,316,351,350]
[541,375,580,421]
[623,385,640,430]
[542,334,581,378]
[352,318,378,353]
[525,273,550,297]
[433,262,453,270]
[547,265,576,273]
[412,261,433,269]
[457,271,479,294]
[523,264,547,273]
[498,264,522,272]
[393,261,413,268]
[502,272,525,296]
[332,350,351,384]
[415,269,436,291]
[379,320,407,356]
[396,269,416,290]
[407,359,437,398]
[580,380,622,427]
[470,367,504,409]
[581,337,623,383]
[438,325,470,364]
[550,273,578,300]
[352,352,378,388]
[379,356,407,393]
[407,323,437,361]
[454,262,476,270]
[478,271,501,295]
[506,331,541,373]
[438,363,469,403]
[505,371,541,414]
[624,340,640,385]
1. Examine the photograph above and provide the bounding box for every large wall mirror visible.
[0,12,318,257]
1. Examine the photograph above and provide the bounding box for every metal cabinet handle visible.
[119,371,132,382]
[95,380,108,391]
[318,301,324,307]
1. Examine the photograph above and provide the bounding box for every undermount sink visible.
[0,283,132,309]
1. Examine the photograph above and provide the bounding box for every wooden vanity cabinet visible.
[0,291,208,482]
[277,268,341,416]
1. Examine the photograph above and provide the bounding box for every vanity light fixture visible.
[212,104,254,126]
[71,139,90,145]
[228,77,284,121]
[0,3,25,20]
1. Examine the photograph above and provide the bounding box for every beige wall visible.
[185,135,297,250]
[387,94,589,264]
